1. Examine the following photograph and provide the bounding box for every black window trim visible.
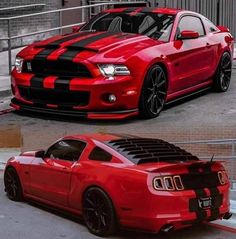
[175,13,207,40]
[45,139,87,162]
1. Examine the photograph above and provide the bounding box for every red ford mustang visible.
[4,133,231,236]
[11,7,234,119]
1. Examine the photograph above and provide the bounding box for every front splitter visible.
[11,98,139,120]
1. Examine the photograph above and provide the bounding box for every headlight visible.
[98,64,130,77]
[15,57,24,73]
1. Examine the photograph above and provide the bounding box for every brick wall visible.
[0,0,61,50]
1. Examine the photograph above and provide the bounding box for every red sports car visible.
[11,7,234,119]
[4,133,231,236]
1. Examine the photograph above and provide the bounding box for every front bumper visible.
[11,98,138,119]
[11,69,141,119]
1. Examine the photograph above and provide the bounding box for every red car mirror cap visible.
[178,30,199,40]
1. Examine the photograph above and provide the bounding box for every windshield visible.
[81,12,175,42]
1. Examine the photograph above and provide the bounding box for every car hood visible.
[19,31,161,62]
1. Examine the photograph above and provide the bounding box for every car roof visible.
[104,7,183,15]
[63,133,135,142]
[62,133,199,165]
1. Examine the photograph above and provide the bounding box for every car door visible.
[29,139,86,206]
[171,15,215,91]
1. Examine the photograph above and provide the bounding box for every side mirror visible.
[35,150,45,158]
[178,30,199,40]
[217,25,230,33]
[72,24,84,33]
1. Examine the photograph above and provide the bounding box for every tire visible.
[4,167,23,201]
[213,52,232,92]
[82,187,116,237]
[139,65,167,119]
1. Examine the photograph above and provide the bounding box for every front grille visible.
[22,59,92,78]
[181,173,221,189]
[18,86,90,106]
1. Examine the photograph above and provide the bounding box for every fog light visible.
[108,94,116,103]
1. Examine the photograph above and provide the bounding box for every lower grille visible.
[182,173,221,190]
[22,59,92,78]
[18,86,90,106]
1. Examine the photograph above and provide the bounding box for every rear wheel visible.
[213,52,232,92]
[139,65,167,119]
[4,167,23,201]
[82,187,116,237]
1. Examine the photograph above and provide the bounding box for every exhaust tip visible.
[160,224,174,233]
[223,212,232,220]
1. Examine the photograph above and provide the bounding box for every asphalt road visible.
[0,171,235,239]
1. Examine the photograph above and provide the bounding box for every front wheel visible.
[82,187,117,237]
[139,65,167,119]
[4,167,23,201]
[213,52,232,92]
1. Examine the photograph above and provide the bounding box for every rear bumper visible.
[119,186,230,233]
[11,98,139,120]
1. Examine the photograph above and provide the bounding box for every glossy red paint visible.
[10,7,234,119]
[5,133,231,234]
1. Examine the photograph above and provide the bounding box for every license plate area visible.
[198,197,212,209]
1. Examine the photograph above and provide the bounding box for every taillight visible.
[218,170,228,185]
[153,175,184,191]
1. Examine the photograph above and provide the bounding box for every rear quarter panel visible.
[68,161,150,219]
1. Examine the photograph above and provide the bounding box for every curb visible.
[0,89,11,98]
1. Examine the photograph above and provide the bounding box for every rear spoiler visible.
[145,161,225,173]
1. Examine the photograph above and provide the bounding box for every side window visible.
[89,146,112,162]
[45,140,86,162]
[204,18,218,33]
[177,16,205,37]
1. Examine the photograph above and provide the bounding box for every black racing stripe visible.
[188,163,208,222]
[202,162,221,220]
[122,7,140,13]
[140,7,156,13]
[30,76,45,88]
[34,32,92,60]
[54,77,72,91]
[58,32,117,60]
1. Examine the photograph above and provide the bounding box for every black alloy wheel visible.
[139,65,167,118]
[213,52,232,92]
[4,167,23,201]
[83,187,116,237]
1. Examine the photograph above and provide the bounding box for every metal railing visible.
[0,4,46,12]
[173,139,236,188]
[0,1,147,74]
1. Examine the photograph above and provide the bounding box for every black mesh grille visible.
[18,86,90,106]
[22,59,92,78]
[107,138,199,164]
